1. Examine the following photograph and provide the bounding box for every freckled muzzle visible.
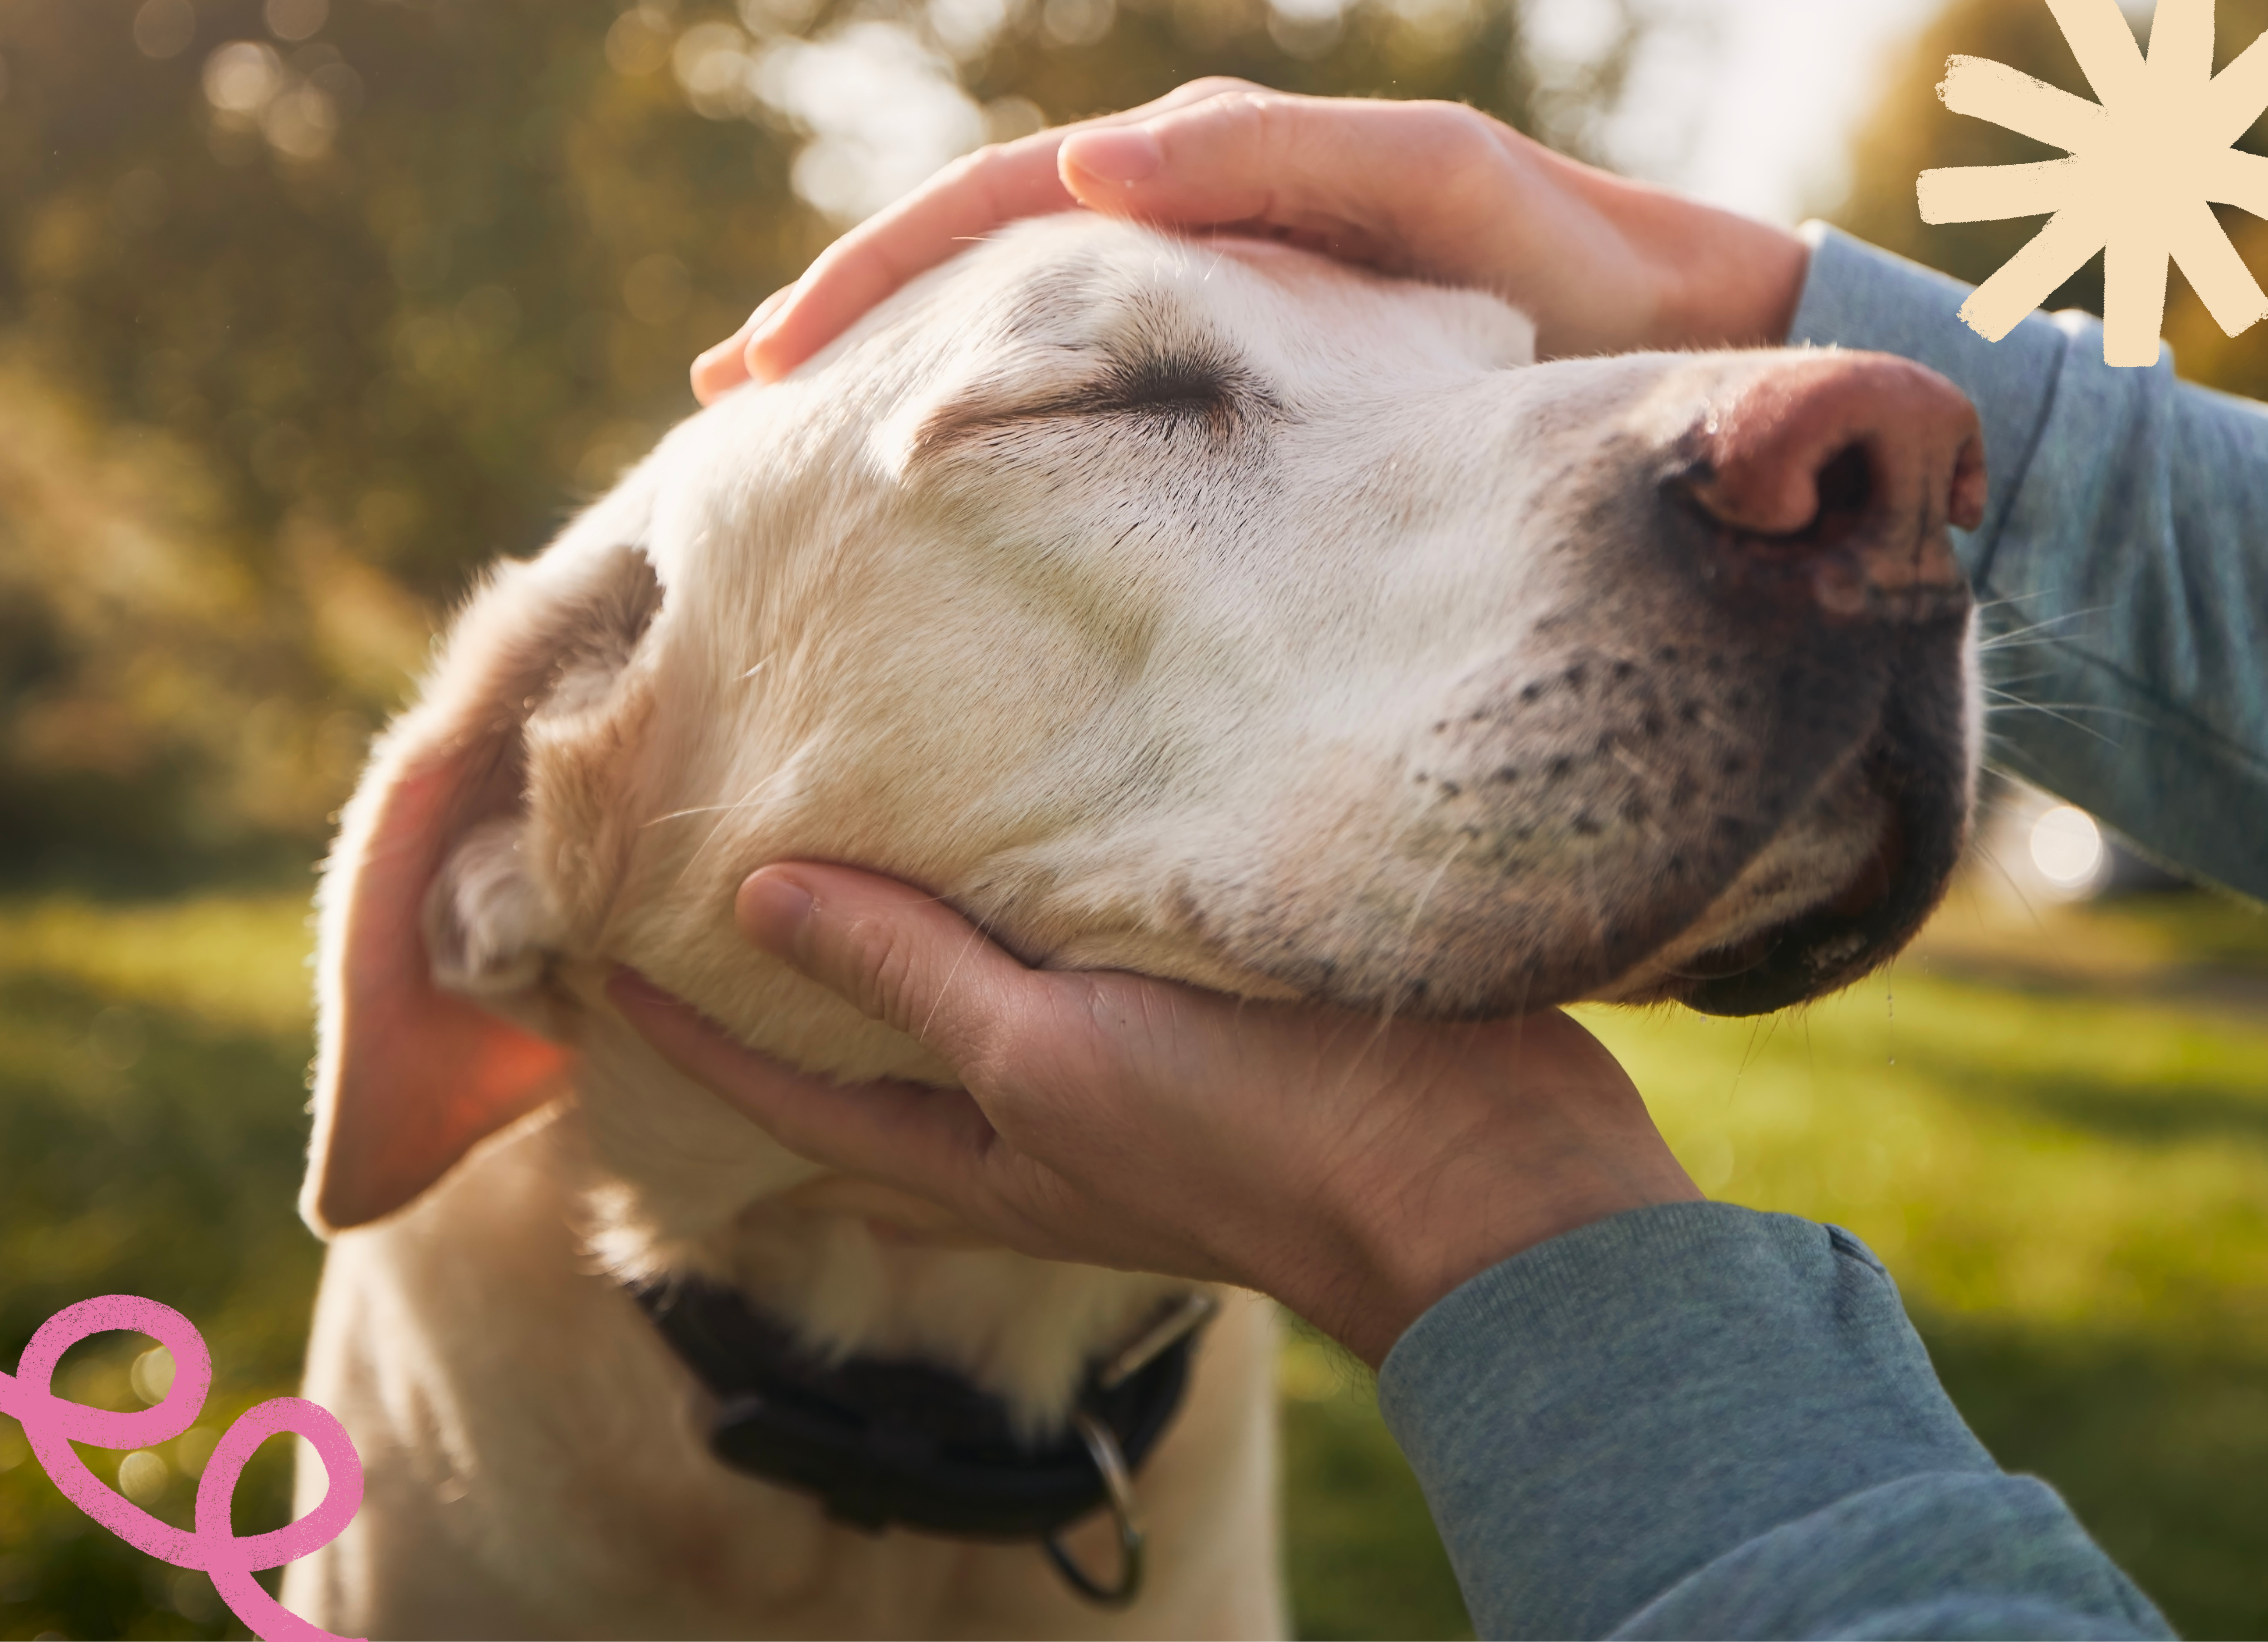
[1377,609,1975,1018]
[1212,352,1984,1021]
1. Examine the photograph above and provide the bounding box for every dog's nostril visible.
[1676,353,1984,619]
[1812,442,1872,530]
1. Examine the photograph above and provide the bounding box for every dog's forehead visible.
[925,215,1536,375]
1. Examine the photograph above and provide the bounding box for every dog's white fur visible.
[286,216,1975,1637]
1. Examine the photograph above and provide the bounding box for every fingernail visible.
[1063,127,1163,185]
[695,287,797,390]
[737,871,817,962]
[690,345,736,400]
[751,283,796,327]
[744,286,799,372]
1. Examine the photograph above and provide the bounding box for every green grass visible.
[0,894,322,1640]
[2,887,2264,1640]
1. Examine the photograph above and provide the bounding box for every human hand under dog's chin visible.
[608,864,1701,1369]
[691,81,1809,402]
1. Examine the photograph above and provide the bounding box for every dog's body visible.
[285,215,1982,1637]
[291,1110,1282,1637]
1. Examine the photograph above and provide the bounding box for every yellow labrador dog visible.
[284,214,1984,1637]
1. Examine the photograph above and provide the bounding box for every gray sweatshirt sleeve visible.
[1375,1202,2171,1641]
[1787,224,2268,904]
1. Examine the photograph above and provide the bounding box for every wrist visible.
[1286,1108,1704,1367]
[1554,151,1808,351]
[1651,198,1809,351]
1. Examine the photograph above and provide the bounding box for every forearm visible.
[1788,225,2268,903]
[1376,1203,2169,1640]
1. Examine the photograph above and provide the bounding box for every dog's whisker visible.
[1980,692,2143,745]
[643,798,776,826]
[1983,692,2148,721]
[665,756,819,890]
[1975,604,2108,649]
[1969,840,2053,931]
[1400,835,1468,943]
[920,921,994,1049]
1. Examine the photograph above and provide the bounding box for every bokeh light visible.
[130,1345,177,1406]
[2029,804,2108,895]
[115,1450,170,1506]
[132,0,197,59]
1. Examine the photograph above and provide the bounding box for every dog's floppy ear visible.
[303,521,665,1237]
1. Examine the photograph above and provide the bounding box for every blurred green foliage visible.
[1834,0,2268,396]
[3,887,2263,1638]
[1278,1322,1472,1640]
[0,896,318,1641]
[0,0,1653,884]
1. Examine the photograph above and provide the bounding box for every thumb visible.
[737,864,1036,1073]
[1056,93,1487,258]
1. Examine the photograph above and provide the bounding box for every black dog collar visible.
[630,1280,1215,1607]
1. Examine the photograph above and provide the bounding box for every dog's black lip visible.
[1663,931,1782,983]
[1683,703,1963,1018]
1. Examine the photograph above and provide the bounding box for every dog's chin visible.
[1644,734,1968,1017]
[1669,812,1934,1016]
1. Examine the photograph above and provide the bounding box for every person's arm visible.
[1790,226,2268,905]
[1377,1203,2170,1640]
[612,866,2171,1640]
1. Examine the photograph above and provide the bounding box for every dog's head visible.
[304,214,1981,1249]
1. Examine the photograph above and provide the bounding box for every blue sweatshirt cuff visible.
[1376,1202,2169,1640]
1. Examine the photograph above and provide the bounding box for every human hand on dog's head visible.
[691,81,1811,401]
[609,864,1701,1369]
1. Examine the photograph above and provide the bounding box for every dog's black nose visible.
[1676,354,1986,620]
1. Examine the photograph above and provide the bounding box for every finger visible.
[743,78,1261,383]
[744,141,1072,383]
[691,283,795,404]
[736,864,1044,1075]
[605,967,1003,1206]
[1059,93,1512,274]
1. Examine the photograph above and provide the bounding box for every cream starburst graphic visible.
[1918,0,2268,365]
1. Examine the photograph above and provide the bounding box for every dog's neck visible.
[557,988,1182,1430]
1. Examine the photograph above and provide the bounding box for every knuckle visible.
[958,1001,1031,1102]
[1229,90,1319,165]
[1223,85,1289,123]
[1420,104,1514,200]
[1420,100,1500,158]
[838,912,922,1031]
[1183,74,1261,101]
[957,981,1083,1121]
[958,140,1013,178]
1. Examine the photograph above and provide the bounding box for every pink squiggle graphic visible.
[0,1295,365,1642]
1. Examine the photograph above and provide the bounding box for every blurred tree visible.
[0,0,1658,886]
[1834,0,2268,395]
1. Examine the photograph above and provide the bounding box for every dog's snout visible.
[1676,354,1986,620]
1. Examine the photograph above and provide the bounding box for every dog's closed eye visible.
[1080,349,1251,423]
[914,344,1276,454]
